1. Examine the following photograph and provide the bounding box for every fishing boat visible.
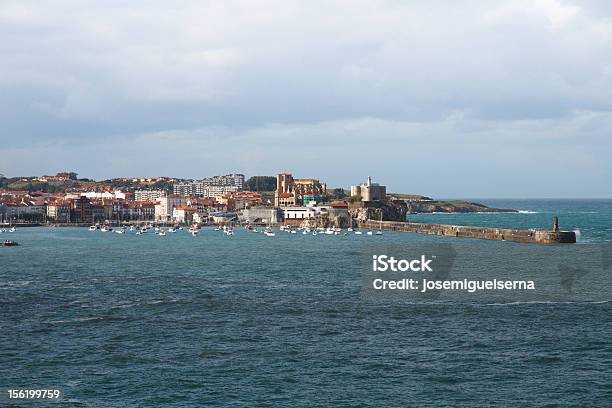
[2,240,18,247]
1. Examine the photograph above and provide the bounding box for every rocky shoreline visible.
[404,200,518,214]
[349,200,517,223]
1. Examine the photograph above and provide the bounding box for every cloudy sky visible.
[1,0,611,197]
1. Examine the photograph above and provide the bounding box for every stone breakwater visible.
[362,220,576,244]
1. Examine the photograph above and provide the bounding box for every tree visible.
[329,188,347,199]
[244,176,277,192]
[57,172,78,180]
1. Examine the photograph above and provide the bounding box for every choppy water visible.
[1,200,611,406]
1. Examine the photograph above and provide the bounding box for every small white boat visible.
[154,227,160,232]
[9,227,16,233]
[115,230,124,234]
[192,230,200,237]
[366,231,373,236]
[158,231,166,236]
[376,230,383,236]
[290,230,297,234]
[354,231,362,235]
[101,226,109,232]
[264,230,275,237]
[168,227,177,233]
[312,231,318,236]
[347,228,354,232]
[136,231,143,235]
[129,226,135,231]
[88,226,97,231]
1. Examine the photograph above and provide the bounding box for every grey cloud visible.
[0,0,611,196]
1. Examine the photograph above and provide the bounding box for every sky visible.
[1,0,611,198]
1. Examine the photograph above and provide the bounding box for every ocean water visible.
[1,200,611,407]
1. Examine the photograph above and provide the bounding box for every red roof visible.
[175,206,195,211]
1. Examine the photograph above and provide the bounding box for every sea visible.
[1,199,611,407]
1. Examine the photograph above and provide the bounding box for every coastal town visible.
[0,172,391,228]
[0,171,576,244]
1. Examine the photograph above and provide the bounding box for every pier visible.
[361,217,576,244]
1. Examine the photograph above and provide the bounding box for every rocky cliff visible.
[349,200,517,222]
[404,200,517,214]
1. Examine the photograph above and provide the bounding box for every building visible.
[173,182,198,197]
[172,206,196,223]
[350,177,386,202]
[115,177,170,183]
[70,196,93,224]
[221,191,262,210]
[46,202,70,222]
[173,174,245,198]
[240,207,284,224]
[122,202,156,221]
[135,190,166,202]
[192,212,210,224]
[303,195,328,206]
[274,173,327,207]
[0,202,46,221]
[283,206,317,222]
[67,190,127,200]
[155,195,186,221]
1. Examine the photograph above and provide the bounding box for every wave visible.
[47,316,104,324]
[574,229,581,242]
[109,298,179,310]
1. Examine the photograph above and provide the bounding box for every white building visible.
[135,190,166,202]
[155,195,186,221]
[173,174,244,198]
[67,190,127,200]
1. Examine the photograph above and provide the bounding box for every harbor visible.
[360,216,576,244]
